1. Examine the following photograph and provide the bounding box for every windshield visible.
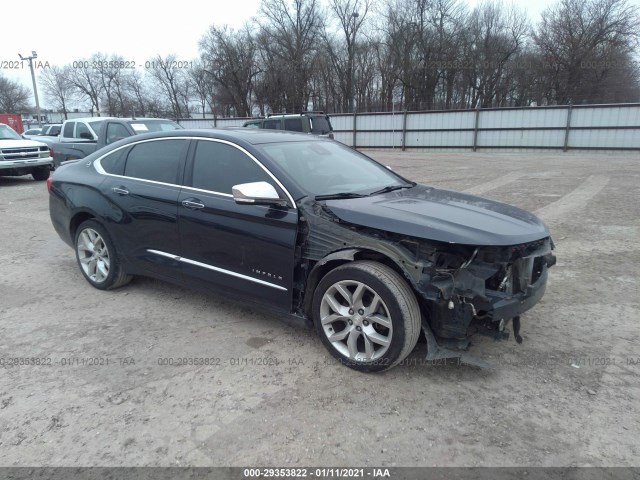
[259,140,408,197]
[0,125,22,140]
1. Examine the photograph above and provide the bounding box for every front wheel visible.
[31,166,50,181]
[312,260,422,372]
[74,220,132,290]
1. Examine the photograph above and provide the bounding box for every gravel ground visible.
[0,150,638,467]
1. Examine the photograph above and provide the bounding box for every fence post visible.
[352,111,357,148]
[213,115,217,128]
[401,110,408,151]
[473,104,481,152]
[563,103,573,152]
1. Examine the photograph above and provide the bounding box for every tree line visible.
[1,0,639,119]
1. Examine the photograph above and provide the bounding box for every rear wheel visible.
[312,260,422,372]
[31,166,50,181]
[74,220,132,290]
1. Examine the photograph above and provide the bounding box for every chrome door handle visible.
[112,186,129,195]
[181,199,205,210]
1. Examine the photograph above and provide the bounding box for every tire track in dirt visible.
[461,171,524,195]
[534,175,610,224]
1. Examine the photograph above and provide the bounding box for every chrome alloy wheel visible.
[76,228,110,283]
[319,280,393,361]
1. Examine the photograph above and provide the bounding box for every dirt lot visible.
[0,150,639,467]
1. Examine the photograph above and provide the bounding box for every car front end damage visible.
[296,196,556,365]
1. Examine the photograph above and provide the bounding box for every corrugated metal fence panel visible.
[330,114,355,131]
[178,104,640,150]
[406,110,475,130]
[571,105,640,127]
[478,107,567,129]
[478,129,565,148]
[176,119,214,129]
[406,130,474,148]
[569,128,640,149]
[356,131,403,147]
[357,113,404,131]
[177,118,251,129]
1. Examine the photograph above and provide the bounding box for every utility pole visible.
[18,51,42,127]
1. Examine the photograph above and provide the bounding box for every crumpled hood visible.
[325,184,550,246]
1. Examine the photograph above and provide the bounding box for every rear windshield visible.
[48,125,61,135]
[309,116,332,134]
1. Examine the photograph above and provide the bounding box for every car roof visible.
[116,127,323,146]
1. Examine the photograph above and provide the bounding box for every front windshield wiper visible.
[314,192,368,201]
[367,183,415,196]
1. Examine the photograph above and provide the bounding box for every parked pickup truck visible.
[52,117,182,167]
[0,123,53,181]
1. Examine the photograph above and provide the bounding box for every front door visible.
[177,139,298,310]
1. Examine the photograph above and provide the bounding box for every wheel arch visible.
[302,247,417,318]
[69,210,98,240]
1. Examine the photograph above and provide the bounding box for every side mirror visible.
[79,132,94,141]
[232,181,286,206]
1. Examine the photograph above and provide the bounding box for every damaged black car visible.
[49,129,555,372]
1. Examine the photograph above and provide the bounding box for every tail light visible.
[47,176,53,193]
[49,146,54,158]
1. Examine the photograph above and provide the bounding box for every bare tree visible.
[200,25,259,116]
[258,0,325,112]
[533,0,640,104]
[67,58,103,115]
[39,66,75,119]
[146,54,190,119]
[325,0,371,112]
[0,73,31,112]
[465,2,529,107]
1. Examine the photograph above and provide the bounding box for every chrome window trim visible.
[147,249,287,292]
[93,136,296,208]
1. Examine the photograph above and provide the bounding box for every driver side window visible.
[191,140,274,195]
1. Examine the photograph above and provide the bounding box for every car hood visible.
[324,184,550,246]
[0,139,48,148]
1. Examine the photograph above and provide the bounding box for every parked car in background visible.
[49,128,555,372]
[35,124,63,146]
[243,112,333,139]
[52,118,182,167]
[0,123,53,181]
[22,128,42,140]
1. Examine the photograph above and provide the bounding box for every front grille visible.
[0,147,41,161]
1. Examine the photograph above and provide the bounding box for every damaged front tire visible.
[312,260,422,372]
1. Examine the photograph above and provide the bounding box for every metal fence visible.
[176,103,640,151]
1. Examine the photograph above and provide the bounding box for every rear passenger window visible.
[100,148,128,176]
[124,140,187,184]
[192,140,273,194]
[284,118,303,132]
[263,119,281,130]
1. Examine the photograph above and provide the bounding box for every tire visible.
[312,260,422,372]
[74,220,132,290]
[31,166,50,181]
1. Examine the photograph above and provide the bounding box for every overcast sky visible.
[0,0,606,105]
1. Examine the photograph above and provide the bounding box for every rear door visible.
[177,139,298,310]
[97,138,190,280]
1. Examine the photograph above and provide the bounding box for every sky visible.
[0,0,596,108]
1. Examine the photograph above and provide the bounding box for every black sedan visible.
[49,129,555,371]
